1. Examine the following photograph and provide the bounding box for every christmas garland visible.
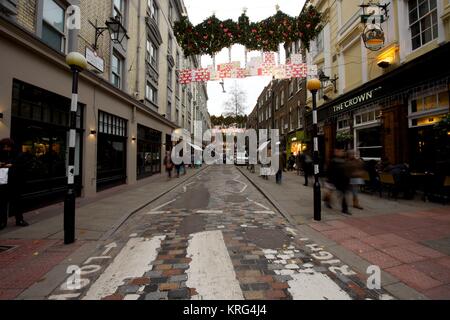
[174,6,323,57]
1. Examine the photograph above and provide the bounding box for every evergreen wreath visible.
[174,6,323,57]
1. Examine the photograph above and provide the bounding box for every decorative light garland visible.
[174,5,323,57]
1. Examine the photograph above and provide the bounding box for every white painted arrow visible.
[102,242,117,256]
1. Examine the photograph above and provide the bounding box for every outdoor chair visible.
[379,173,396,199]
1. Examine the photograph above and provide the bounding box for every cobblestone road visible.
[47,166,394,300]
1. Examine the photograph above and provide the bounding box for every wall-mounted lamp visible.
[0,112,3,119]
[132,137,137,142]
[90,130,97,135]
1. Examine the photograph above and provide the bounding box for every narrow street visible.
[46,165,390,300]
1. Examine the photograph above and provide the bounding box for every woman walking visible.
[347,150,365,210]
[163,151,174,180]
[0,138,29,230]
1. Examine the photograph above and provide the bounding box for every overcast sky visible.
[185,0,307,117]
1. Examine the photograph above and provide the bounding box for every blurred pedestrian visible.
[288,154,295,171]
[0,138,29,230]
[300,151,313,186]
[276,151,287,184]
[347,150,365,210]
[163,151,174,180]
[326,149,350,214]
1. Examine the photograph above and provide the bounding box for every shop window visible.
[408,0,438,50]
[337,118,350,131]
[411,91,448,113]
[41,0,66,52]
[97,111,127,190]
[137,124,161,179]
[354,110,381,126]
[10,80,83,202]
[355,126,382,160]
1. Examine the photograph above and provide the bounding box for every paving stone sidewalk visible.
[238,166,450,299]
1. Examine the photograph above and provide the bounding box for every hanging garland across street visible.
[174,6,323,57]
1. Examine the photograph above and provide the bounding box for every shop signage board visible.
[86,47,104,73]
[332,86,382,113]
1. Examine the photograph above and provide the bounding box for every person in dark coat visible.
[0,138,29,229]
[300,152,313,186]
[276,151,287,184]
[327,149,351,215]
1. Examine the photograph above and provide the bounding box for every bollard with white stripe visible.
[307,79,322,222]
[65,52,87,244]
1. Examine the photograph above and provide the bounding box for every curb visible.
[100,165,210,241]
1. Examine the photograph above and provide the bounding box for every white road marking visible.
[253,211,275,215]
[232,175,248,193]
[186,231,244,300]
[286,227,298,236]
[124,294,141,300]
[83,256,111,265]
[247,198,271,211]
[288,272,353,300]
[196,210,223,214]
[129,233,138,238]
[102,243,117,256]
[183,182,195,193]
[150,199,176,212]
[83,236,165,300]
[144,211,170,215]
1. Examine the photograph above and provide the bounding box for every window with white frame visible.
[354,109,382,160]
[275,95,279,110]
[337,118,351,131]
[168,34,173,55]
[408,0,438,50]
[148,0,158,23]
[113,0,124,21]
[42,0,66,52]
[168,1,173,24]
[289,81,294,96]
[298,109,303,129]
[146,39,158,67]
[146,82,158,104]
[281,91,285,106]
[315,28,324,54]
[409,89,449,128]
[111,50,124,89]
[167,66,173,89]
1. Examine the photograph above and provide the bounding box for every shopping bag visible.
[0,168,9,185]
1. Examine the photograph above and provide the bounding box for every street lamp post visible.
[64,52,87,244]
[307,79,322,221]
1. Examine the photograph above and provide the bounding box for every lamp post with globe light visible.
[64,52,87,244]
[307,78,322,221]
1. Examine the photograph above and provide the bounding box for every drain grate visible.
[0,245,17,254]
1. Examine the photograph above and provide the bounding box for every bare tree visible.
[222,81,248,118]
